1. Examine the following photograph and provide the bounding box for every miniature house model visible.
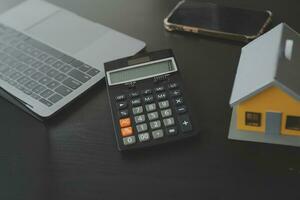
[228,23,300,147]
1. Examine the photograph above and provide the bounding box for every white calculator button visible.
[158,100,169,109]
[145,103,156,112]
[138,133,150,142]
[147,111,159,121]
[161,109,172,118]
[163,117,175,127]
[134,114,146,124]
[152,129,164,139]
[150,120,161,130]
[123,136,136,146]
[132,106,143,115]
[136,123,148,133]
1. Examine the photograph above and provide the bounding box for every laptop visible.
[0,0,145,119]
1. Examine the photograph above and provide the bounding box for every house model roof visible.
[230,23,300,106]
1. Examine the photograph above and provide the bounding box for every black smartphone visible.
[164,0,272,42]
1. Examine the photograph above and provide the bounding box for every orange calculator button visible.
[119,118,131,128]
[121,127,133,137]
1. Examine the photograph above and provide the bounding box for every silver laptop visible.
[0,0,145,119]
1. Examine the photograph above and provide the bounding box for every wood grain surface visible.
[0,0,299,199]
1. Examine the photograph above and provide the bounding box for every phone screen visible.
[168,2,271,36]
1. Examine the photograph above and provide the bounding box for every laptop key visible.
[47,69,59,77]
[9,71,22,80]
[60,65,72,73]
[78,64,91,72]
[24,57,36,65]
[30,93,41,100]
[29,49,42,58]
[70,59,84,68]
[16,43,27,51]
[24,68,36,76]
[37,53,49,61]
[32,61,44,69]
[32,85,46,94]
[68,69,90,83]
[17,76,30,84]
[40,89,54,98]
[54,73,67,82]
[20,86,32,95]
[39,77,52,85]
[62,78,81,90]
[48,94,63,104]
[47,81,60,89]
[60,55,74,64]
[87,68,100,76]
[55,85,72,96]
[3,68,15,76]
[39,65,51,73]
[45,57,57,65]
[25,80,39,90]
[15,63,28,72]
[31,72,44,81]
[53,61,64,69]
[39,98,53,107]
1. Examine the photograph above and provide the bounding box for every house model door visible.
[265,112,282,135]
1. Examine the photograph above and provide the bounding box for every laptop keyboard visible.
[0,23,100,107]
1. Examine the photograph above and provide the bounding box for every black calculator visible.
[104,49,198,150]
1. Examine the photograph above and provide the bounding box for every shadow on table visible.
[0,97,51,200]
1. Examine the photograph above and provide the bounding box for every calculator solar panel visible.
[104,49,198,151]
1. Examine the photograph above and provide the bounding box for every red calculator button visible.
[119,118,131,128]
[121,127,133,137]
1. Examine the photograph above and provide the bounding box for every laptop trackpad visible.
[26,11,109,54]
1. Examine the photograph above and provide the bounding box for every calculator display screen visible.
[108,59,177,85]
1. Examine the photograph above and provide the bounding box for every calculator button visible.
[131,98,141,106]
[147,111,159,121]
[173,97,184,105]
[123,136,136,146]
[163,117,175,127]
[170,89,181,97]
[150,120,161,130]
[134,114,146,124]
[136,123,148,133]
[178,114,193,132]
[132,106,143,115]
[143,89,152,95]
[138,132,150,142]
[130,92,139,98]
[156,92,167,100]
[152,129,164,139]
[121,127,133,137]
[155,86,165,92]
[119,118,131,128]
[176,105,187,114]
[117,102,128,110]
[115,94,126,101]
[145,103,156,112]
[168,83,178,89]
[161,109,172,118]
[143,95,154,103]
[158,100,169,109]
[119,109,129,117]
[166,127,178,136]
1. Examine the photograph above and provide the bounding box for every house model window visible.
[286,116,300,131]
[245,112,261,127]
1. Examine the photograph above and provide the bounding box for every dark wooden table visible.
[1,0,300,199]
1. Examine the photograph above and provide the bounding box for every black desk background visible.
[0,0,299,199]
